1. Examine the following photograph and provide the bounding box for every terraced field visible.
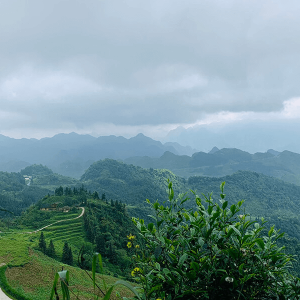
[43,217,84,243]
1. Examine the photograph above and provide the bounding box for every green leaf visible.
[230,204,236,215]
[229,225,241,237]
[148,223,154,231]
[198,237,204,247]
[49,273,59,300]
[268,226,274,237]
[103,286,115,300]
[153,202,159,210]
[190,262,200,273]
[238,263,244,273]
[255,238,265,249]
[222,201,228,209]
[92,253,98,290]
[220,181,225,193]
[155,262,161,271]
[114,280,142,299]
[178,253,188,266]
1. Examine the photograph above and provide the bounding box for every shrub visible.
[131,181,300,299]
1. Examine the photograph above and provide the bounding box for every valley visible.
[2,138,300,299]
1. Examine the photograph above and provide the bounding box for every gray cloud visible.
[1,0,300,139]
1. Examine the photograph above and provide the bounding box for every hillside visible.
[125,148,300,185]
[0,165,79,217]
[0,190,140,299]
[80,159,300,243]
[0,171,51,217]
[2,159,300,299]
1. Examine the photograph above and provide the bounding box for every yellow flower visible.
[135,244,140,248]
[127,233,135,240]
[127,242,132,248]
[131,267,140,277]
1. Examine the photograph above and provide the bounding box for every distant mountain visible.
[125,148,300,186]
[165,120,300,153]
[0,133,197,178]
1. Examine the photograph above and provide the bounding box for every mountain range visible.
[0,133,196,178]
[125,147,300,185]
[164,120,300,153]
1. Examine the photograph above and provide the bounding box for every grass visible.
[0,208,137,299]
[5,249,135,299]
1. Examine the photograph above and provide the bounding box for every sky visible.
[1,0,300,143]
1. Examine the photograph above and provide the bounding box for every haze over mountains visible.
[165,120,300,153]
[0,132,196,178]
[2,131,300,185]
[125,148,300,186]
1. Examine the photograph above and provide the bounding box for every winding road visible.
[0,207,85,300]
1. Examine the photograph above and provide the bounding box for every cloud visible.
[1,0,300,139]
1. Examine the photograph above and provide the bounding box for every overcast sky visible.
[1,0,300,140]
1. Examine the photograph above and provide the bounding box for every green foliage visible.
[20,164,53,176]
[132,181,300,299]
[125,148,300,185]
[83,199,142,277]
[0,170,51,217]
[62,242,73,266]
[47,239,56,258]
[51,251,141,300]
[38,232,46,254]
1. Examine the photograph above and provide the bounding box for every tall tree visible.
[47,239,56,258]
[62,242,70,264]
[39,232,46,254]
[68,247,73,265]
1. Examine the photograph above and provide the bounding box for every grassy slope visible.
[0,209,136,300]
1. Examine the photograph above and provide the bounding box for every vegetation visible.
[62,242,73,265]
[83,197,142,277]
[125,148,300,185]
[131,181,300,299]
[3,157,300,299]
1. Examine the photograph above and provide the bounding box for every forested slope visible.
[81,159,300,241]
[125,148,300,185]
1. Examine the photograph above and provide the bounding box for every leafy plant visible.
[50,248,141,300]
[131,180,300,299]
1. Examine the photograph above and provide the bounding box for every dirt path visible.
[23,206,85,234]
[0,208,85,300]
[0,207,85,235]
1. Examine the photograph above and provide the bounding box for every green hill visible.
[0,190,140,299]
[80,159,300,243]
[124,148,300,185]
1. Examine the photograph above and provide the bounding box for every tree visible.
[131,181,300,300]
[38,232,46,254]
[68,247,73,265]
[47,239,56,258]
[92,191,99,200]
[55,186,63,196]
[62,242,70,264]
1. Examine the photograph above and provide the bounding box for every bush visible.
[131,181,300,299]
